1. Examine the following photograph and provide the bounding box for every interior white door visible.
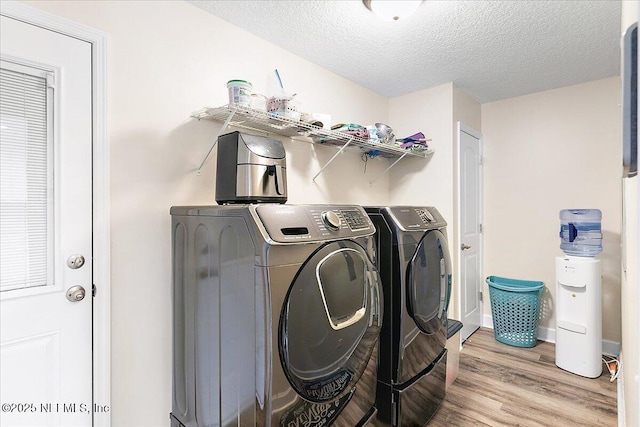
[0,15,92,427]
[458,124,482,342]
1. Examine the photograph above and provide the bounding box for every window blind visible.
[0,65,52,292]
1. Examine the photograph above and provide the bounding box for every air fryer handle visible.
[266,165,284,196]
[274,165,284,196]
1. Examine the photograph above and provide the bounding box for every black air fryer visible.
[215,131,287,204]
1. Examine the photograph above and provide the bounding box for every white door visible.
[457,123,482,342]
[0,15,93,427]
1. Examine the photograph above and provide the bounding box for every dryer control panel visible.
[254,204,374,243]
[385,206,447,231]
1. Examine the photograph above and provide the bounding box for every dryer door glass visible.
[406,229,451,334]
[279,240,382,403]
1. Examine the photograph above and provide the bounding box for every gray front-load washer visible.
[170,204,383,427]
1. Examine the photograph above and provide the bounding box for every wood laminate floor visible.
[428,328,617,427]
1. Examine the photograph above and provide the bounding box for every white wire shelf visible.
[191,104,434,184]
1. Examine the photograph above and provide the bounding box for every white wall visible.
[453,85,482,132]
[452,85,482,320]
[388,83,454,222]
[388,84,456,320]
[386,83,481,320]
[23,1,394,425]
[481,78,622,342]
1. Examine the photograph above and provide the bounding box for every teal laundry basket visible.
[486,276,544,348]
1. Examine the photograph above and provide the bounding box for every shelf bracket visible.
[312,138,353,182]
[196,106,237,175]
[369,152,409,186]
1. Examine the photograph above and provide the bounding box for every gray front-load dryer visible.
[365,206,451,427]
[170,204,383,427]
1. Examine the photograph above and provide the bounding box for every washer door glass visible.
[279,240,382,403]
[406,229,451,334]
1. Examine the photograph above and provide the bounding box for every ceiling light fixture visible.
[363,0,424,21]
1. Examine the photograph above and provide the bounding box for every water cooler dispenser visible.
[555,209,603,378]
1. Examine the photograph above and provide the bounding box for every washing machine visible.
[365,206,451,427]
[170,204,383,427]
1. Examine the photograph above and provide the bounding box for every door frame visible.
[0,1,110,425]
[455,122,483,338]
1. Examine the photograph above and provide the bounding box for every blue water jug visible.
[559,209,602,257]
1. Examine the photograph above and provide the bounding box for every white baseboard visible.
[482,314,620,355]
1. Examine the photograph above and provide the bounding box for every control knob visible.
[322,211,341,231]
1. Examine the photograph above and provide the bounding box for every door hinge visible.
[479,224,483,233]
[479,291,483,302]
[92,284,97,297]
[479,155,483,165]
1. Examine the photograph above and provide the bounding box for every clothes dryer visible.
[365,206,451,427]
[170,204,383,427]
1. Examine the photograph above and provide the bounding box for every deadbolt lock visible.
[67,254,85,269]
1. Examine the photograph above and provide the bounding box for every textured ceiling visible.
[189,0,622,103]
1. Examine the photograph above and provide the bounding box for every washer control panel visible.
[255,205,374,242]
[385,206,446,231]
[321,211,341,230]
[340,209,371,231]
[415,208,436,224]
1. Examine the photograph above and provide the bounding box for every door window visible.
[0,61,54,292]
[406,230,451,334]
[279,240,382,403]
